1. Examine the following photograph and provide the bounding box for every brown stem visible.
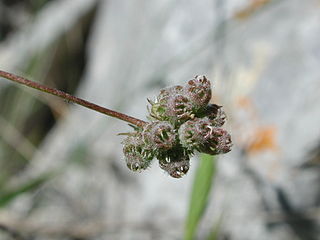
[0,70,146,127]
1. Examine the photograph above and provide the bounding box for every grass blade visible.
[0,173,53,207]
[184,154,216,240]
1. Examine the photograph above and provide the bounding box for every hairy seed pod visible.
[158,148,190,178]
[204,104,227,127]
[178,117,211,151]
[184,75,211,111]
[149,86,183,120]
[202,128,232,155]
[159,159,190,178]
[149,85,194,125]
[122,133,154,172]
[178,117,232,154]
[142,121,177,151]
[166,94,194,123]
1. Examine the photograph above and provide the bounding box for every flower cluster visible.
[122,75,232,178]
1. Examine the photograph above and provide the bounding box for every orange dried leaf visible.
[234,0,271,20]
[247,126,278,153]
[236,96,253,110]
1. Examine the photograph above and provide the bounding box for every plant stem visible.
[0,70,146,127]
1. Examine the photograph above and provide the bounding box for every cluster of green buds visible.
[122,75,232,178]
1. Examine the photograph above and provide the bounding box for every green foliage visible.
[67,141,90,167]
[184,154,216,240]
[0,173,53,208]
[206,217,223,240]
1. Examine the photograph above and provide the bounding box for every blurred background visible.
[0,0,320,239]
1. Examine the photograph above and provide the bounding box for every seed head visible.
[123,75,231,178]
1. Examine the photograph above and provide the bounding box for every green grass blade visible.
[184,154,216,240]
[0,172,53,207]
[206,215,223,240]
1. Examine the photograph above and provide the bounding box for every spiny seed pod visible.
[149,85,194,124]
[149,86,183,121]
[159,159,190,178]
[158,147,190,178]
[204,104,226,127]
[178,117,212,151]
[178,117,232,154]
[184,75,211,111]
[142,121,177,150]
[122,133,154,172]
[203,128,232,155]
[167,94,194,123]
